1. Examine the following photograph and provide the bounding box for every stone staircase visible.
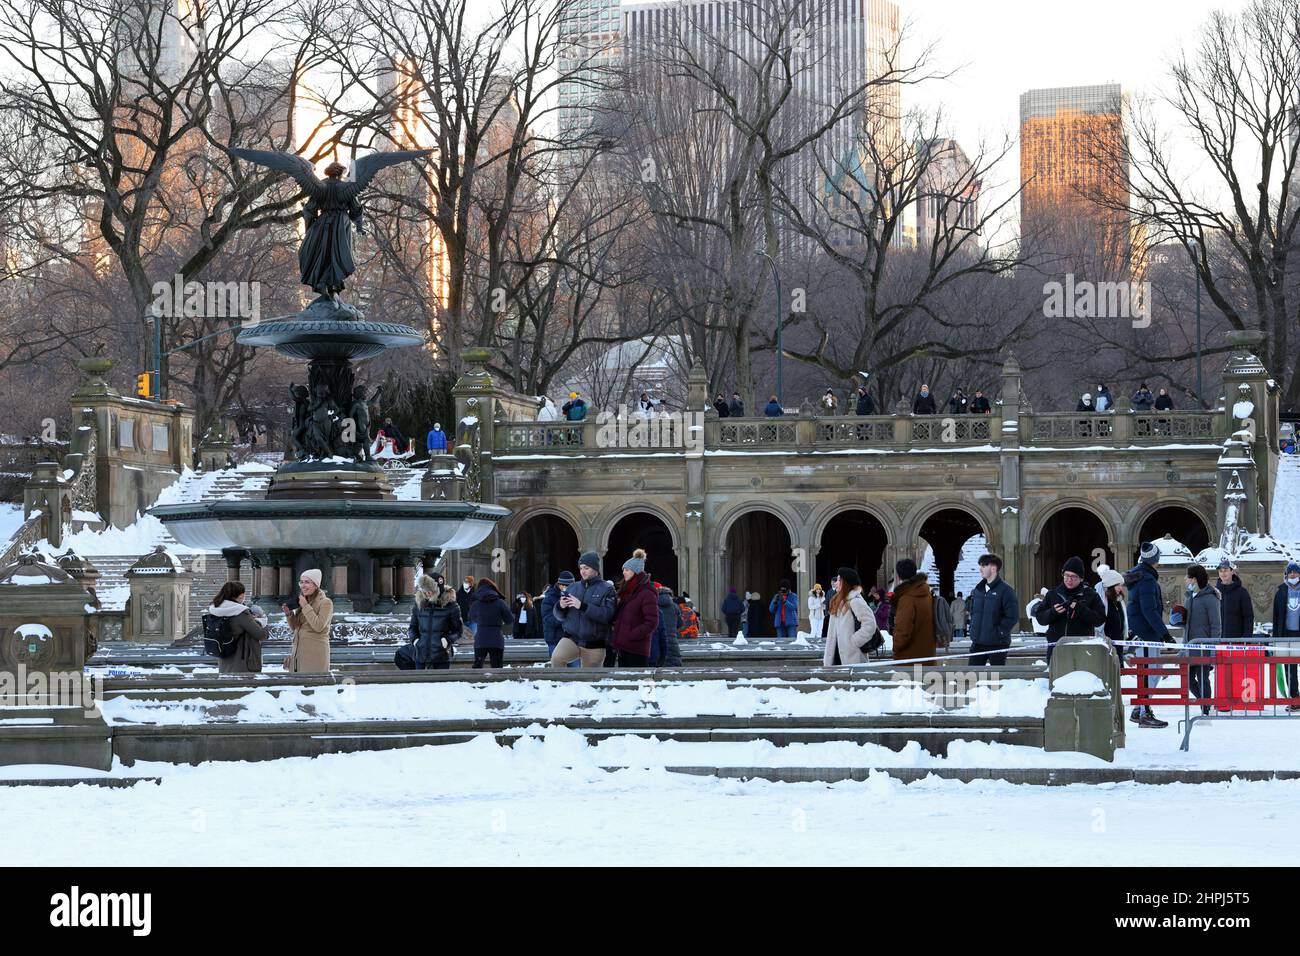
[88,553,229,629]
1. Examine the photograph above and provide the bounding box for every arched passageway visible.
[1135,507,1211,565]
[918,509,985,600]
[817,510,889,591]
[1035,507,1112,590]
[604,511,679,594]
[724,511,793,638]
[512,513,579,598]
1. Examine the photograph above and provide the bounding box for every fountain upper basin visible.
[152,499,507,552]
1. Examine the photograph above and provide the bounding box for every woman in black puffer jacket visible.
[396,575,463,670]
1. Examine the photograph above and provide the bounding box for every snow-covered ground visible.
[2,729,1298,866]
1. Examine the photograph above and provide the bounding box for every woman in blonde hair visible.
[822,567,878,666]
[808,583,827,641]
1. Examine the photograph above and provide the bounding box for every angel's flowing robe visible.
[299,179,363,296]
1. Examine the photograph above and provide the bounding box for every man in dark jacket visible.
[552,551,616,668]
[970,389,991,414]
[912,385,937,414]
[396,575,462,670]
[456,574,476,636]
[1131,384,1155,411]
[728,392,745,416]
[1274,562,1300,710]
[1125,541,1171,727]
[714,393,731,417]
[1034,556,1106,660]
[967,553,1018,667]
[948,388,969,414]
[721,587,745,639]
[855,386,876,415]
[1215,558,1254,639]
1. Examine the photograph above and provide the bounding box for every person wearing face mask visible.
[1275,562,1300,711]
[1184,563,1221,716]
[912,384,937,415]
[395,574,462,670]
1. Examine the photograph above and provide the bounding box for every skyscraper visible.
[558,0,624,138]
[1019,84,1132,275]
[914,138,980,250]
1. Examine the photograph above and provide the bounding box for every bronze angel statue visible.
[227,147,432,302]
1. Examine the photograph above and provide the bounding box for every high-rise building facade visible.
[1019,84,1132,275]
[558,0,624,138]
[914,138,980,250]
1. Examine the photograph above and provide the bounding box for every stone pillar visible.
[1044,634,1125,761]
[394,554,417,615]
[272,551,295,605]
[198,423,234,472]
[372,553,397,613]
[252,552,277,608]
[222,548,245,583]
[327,550,353,614]
[125,546,192,643]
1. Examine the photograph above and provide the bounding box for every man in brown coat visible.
[282,568,333,672]
[891,558,936,662]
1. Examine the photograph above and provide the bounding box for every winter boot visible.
[1138,708,1168,729]
[1129,706,1143,724]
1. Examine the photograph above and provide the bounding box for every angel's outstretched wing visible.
[340,149,433,199]
[227,147,323,196]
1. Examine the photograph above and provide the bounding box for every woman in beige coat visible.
[822,567,877,666]
[282,568,333,672]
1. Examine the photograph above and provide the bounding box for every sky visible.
[900,0,1253,241]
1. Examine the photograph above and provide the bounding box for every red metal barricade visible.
[1121,643,1300,750]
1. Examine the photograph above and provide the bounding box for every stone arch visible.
[908,500,995,600]
[811,501,894,591]
[599,506,681,592]
[715,503,799,637]
[1029,499,1118,588]
[595,500,682,553]
[1130,499,1215,561]
[501,505,584,551]
[1027,498,1119,551]
[505,509,582,598]
[904,498,996,547]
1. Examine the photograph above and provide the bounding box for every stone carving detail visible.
[789,500,814,522]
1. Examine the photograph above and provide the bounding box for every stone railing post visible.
[1044,634,1125,761]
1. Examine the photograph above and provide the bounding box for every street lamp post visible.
[1190,238,1203,406]
[758,251,782,406]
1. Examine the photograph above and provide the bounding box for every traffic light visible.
[136,372,152,398]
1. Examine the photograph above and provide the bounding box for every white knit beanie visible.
[302,568,323,588]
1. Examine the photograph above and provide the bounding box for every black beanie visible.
[837,567,862,588]
[896,558,917,580]
[1062,556,1086,577]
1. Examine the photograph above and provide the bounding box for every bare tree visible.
[1090,0,1300,407]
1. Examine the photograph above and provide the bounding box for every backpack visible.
[932,592,953,648]
[678,603,698,640]
[202,613,240,658]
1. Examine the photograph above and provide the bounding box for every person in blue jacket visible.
[541,571,579,668]
[1124,541,1171,728]
[769,579,799,638]
[763,395,784,417]
[426,422,447,453]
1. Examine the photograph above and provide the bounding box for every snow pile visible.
[1051,671,1106,697]
[97,676,1051,726]
[1271,452,1300,548]
[732,633,748,646]
[0,502,25,546]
